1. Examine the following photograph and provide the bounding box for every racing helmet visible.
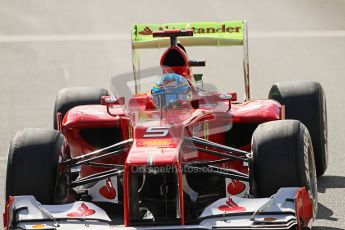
[151,73,192,108]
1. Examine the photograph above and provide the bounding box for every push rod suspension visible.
[70,169,123,188]
[190,146,247,162]
[185,158,236,167]
[71,148,128,167]
[63,139,133,167]
[183,165,249,182]
[85,162,124,169]
[207,165,248,178]
[186,136,250,156]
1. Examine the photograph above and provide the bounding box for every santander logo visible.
[67,203,96,217]
[218,197,246,212]
[99,178,116,200]
[138,25,241,36]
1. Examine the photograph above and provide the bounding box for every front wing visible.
[3,187,313,230]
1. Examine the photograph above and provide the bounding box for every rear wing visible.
[131,21,250,100]
[132,21,245,48]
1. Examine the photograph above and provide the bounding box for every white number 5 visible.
[143,127,169,137]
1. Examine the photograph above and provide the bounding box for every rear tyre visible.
[6,128,66,204]
[269,81,328,176]
[250,120,317,213]
[53,87,109,129]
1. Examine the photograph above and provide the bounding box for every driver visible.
[151,73,192,108]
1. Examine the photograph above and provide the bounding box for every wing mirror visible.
[193,74,203,82]
[220,92,237,101]
[219,94,232,100]
[193,74,204,89]
[219,92,237,112]
[101,96,125,106]
[101,96,125,117]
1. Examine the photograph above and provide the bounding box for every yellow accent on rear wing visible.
[131,21,250,100]
[131,21,245,49]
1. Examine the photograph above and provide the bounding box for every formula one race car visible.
[4,21,328,230]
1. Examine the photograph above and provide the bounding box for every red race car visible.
[4,21,327,230]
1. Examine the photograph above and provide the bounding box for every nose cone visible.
[126,147,179,166]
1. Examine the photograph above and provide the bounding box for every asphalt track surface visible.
[0,0,345,229]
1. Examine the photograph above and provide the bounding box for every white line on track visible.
[0,33,129,43]
[251,30,345,38]
[0,30,345,43]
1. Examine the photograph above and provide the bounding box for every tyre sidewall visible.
[6,129,65,204]
[250,120,317,213]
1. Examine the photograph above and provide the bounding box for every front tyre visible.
[250,120,317,214]
[6,128,66,204]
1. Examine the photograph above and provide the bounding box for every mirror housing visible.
[220,92,237,102]
[193,74,204,89]
[101,96,125,117]
[101,96,125,106]
[219,92,237,112]
[193,74,203,82]
[230,92,237,101]
[219,94,232,100]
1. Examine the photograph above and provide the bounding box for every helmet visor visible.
[152,92,191,108]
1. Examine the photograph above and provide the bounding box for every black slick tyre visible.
[250,120,317,213]
[6,128,66,204]
[53,87,109,129]
[269,81,328,176]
